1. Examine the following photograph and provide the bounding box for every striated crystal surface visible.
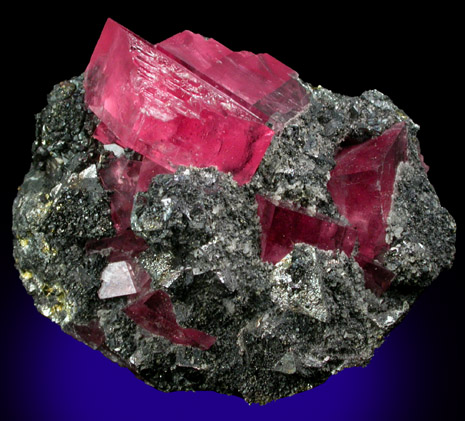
[84,18,311,184]
[157,30,309,127]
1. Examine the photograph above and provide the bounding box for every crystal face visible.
[12,19,456,404]
[98,261,137,299]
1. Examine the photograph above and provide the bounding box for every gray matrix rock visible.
[12,68,455,404]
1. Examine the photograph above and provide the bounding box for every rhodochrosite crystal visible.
[12,19,456,404]
[84,18,308,185]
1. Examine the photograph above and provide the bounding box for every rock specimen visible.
[12,19,456,404]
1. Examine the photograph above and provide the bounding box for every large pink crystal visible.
[85,19,311,184]
[124,291,216,350]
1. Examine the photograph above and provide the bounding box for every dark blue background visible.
[4,5,462,420]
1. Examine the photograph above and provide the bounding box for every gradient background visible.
[3,5,463,421]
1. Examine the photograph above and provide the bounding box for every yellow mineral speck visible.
[396,110,408,120]
[40,200,53,215]
[50,304,64,314]
[41,238,53,254]
[20,271,33,280]
[19,238,29,247]
[38,283,74,323]
[43,285,54,297]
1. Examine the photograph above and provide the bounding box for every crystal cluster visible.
[12,19,456,404]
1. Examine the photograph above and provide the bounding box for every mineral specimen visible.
[12,18,456,404]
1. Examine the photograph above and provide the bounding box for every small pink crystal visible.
[124,290,216,350]
[136,157,173,192]
[86,230,149,262]
[256,195,357,264]
[99,155,142,233]
[356,255,395,295]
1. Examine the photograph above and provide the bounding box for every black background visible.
[3,4,463,420]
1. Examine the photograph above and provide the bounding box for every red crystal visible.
[124,290,216,350]
[68,320,105,349]
[84,19,309,184]
[136,157,173,192]
[86,230,149,262]
[99,155,142,233]
[327,122,408,261]
[256,195,357,264]
[356,255,395,296]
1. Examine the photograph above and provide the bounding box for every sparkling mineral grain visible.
[12,18,456,404]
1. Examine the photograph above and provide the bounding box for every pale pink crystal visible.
[98,260,137,299]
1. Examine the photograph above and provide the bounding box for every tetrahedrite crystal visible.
[12,19,456,404]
